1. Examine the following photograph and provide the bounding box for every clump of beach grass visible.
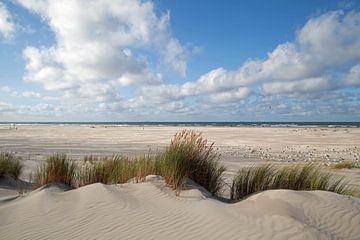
[230,164,275,200]
[83,155,97,164]
[9,131,226,196]
[333,161,360,169]
[77,154,161,187]
[161,130,226,196]
[28,131,359,199]
[0,152,22,179]
[133,154,162,182]
[77,160,109,186]
[77,155,111,186]
[34,153,77,188]
[103,155,139,184]
[230,163,357,200]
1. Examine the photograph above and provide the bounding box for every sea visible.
[0,122,359,128]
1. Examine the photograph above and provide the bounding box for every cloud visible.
[344,64,360,86]
[1,86,41,98]
[125,10,360,118]
[176,66,259,97]
[1,85,55,100]
[22,91,41,98]
[258,10,360,83]
[6,3,360,120]
[297,11,360,68]
[204,87,251,104]
[187,10,360,95]
[141,10,360,106]
[17,0,188,97]
[261,77,331,95]
[0,2,15,40]
[0,101,13,112]
[18,103,54,113]
[1,86,18,97]
[135,68,253,104]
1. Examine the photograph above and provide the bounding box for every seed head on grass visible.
[34,153,77,188]
[0,152,22,179]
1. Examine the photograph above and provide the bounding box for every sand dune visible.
[1,126,359,239]
[1,176,359,240]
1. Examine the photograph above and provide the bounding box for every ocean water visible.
[0,122,359,128]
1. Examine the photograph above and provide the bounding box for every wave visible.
[0,122,359,128]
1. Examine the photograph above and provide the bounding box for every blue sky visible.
[0,0,359,121]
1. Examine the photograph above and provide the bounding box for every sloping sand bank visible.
[0,176,359,240]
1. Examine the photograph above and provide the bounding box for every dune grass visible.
[230,164,274,200]
[77,154,161,187]
[230,163,357,200]
[77,157,110,186]
[82,155,102,164]
[36,131,227,196]
[0,152,22,179]
[333,161,360,169]
[7,130,358,200]
[161,130,226,195]
[91,155,139,184]
[79,158,113,186]
[34,153,77,188]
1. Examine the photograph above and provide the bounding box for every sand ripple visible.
[0,177,359,240]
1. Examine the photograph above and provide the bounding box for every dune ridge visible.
[0,176,359,240]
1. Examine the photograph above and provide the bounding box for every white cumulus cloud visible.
[188,10,360,95]
[7,3,360,120]
[262,77,331,95]
[344,64,360,86]
[17,0,188,96]
[0,2,15,40]
[22,91,41,98]
[134,10,360,116]
[204,88,251,104]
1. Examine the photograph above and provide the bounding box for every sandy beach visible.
[1,125,360,239]
[1,125,359,179]
[3,0,360,238]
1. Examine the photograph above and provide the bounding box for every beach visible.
[0,125,360,239]
[3,0,360,238]
[0,124,359,179]
[1,177,359,240]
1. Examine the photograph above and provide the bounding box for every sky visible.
[0,0,360,122]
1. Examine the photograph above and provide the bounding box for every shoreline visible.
[1,122,360,129]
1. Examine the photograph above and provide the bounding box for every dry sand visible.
[1,124,359,176]
[0,176,359,240]
[0,125,360,239]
